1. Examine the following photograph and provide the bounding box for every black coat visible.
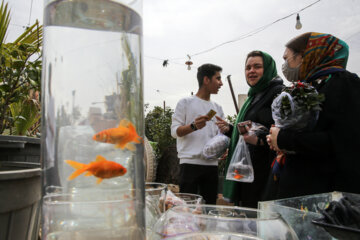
[227,77,284,208]
[272,71,360,199]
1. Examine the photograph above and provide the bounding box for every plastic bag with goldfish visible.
[226,135,254,182]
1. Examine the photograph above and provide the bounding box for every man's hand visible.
[215,116,230,133]
[193,115,210,130]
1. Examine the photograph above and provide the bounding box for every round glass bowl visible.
[45,227,143,240]
[145,182,168,236]
[145,182,168,212]
[42,192,139,240]
[162,232,262,240]
[174,193,204,205]
[149,204,298,240]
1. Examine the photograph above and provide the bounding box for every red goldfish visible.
[234,169,244,180]
[92,119,141,151]
[234,174,244,180]
[65,155,127,184]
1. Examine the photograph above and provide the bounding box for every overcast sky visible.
[6,0,360,116]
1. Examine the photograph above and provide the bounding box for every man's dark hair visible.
[197,63,222,88]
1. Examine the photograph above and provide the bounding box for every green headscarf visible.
[222,51,278,201]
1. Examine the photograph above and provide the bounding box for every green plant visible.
[145,105,176,159]
[226,114,237,125]
[0,0,43,136]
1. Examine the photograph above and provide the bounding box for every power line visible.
[149,0,321,62]
[9,23,26,28]
[189,0,321,58]
[27,0,34,26]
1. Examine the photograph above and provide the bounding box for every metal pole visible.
[227,75,239,114]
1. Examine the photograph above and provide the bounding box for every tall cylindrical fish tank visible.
[41,0,145,239]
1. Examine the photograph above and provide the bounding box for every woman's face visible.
[283,47,303,68]
[245,56,264,87]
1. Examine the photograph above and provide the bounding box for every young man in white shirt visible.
[171,63,225,204]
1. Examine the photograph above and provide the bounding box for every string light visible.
[146,0,321,65]
[185,55,193,70]
[295,14,302,30]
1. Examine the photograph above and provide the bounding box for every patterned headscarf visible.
[222,51,278,201]
[299,32,349,82]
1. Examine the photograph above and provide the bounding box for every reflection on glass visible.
[41,0,145,239]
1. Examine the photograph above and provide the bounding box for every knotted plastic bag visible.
[226,135,254,182]
[202,133,230,160]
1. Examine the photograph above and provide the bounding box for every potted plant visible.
[0,2,42,137]
[0,0,42,161]
[0,1,42,239]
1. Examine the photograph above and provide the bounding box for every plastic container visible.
[258,192,345,240]
[150,204,298,240]
[0,162,41,240]
[0,136,40,163]
[41,0,145,239]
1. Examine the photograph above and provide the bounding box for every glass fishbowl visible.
[258,192,349,240]
[145,182,168,236]
[149,204,298,240]
[162,232,263,240]
[175,193,204,205]
[41,0,145,239]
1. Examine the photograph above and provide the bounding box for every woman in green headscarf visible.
[216,50,283,208]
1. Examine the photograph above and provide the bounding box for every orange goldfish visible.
[234,169,244,180]
[92,119,141,151]
[65,155,127,184]
[234,174,244,180]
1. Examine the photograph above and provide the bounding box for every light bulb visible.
[295,13,302,30]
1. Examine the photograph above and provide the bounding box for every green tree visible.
[0,0,42,136]
[145,105,176,159]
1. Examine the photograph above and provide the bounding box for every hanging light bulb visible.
[295,13,302,30]
[185,54,193,70]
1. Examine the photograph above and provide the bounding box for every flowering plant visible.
[272,81,325,131]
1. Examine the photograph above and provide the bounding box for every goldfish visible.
[65,155,127,184]
[234,173,244,180]
[92,119,141,151]
[234,169,244,180]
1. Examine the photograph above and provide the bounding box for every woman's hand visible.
[243,125,258,145]
[267,126,280,151]
[215,116,230,133]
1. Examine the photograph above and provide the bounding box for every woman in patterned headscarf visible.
[266,32,360,199]
[216,50,283,207]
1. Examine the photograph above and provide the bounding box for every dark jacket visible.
[273,71,360,198]
[226,77,284,207]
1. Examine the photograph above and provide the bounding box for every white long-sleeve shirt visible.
[171,96,225,166]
